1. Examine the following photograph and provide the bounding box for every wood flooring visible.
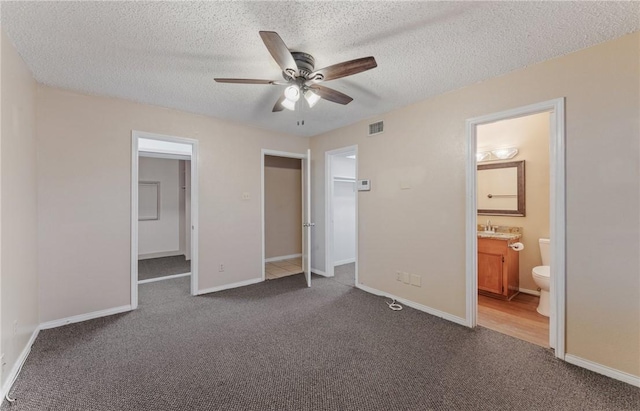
[478,293,549,347]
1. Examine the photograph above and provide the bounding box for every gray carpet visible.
[138,255,190,281]
[4,275,639,410]
[334,262,355,287]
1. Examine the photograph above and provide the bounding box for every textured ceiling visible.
[2,1,638,137]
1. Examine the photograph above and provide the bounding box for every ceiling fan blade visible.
[214,78,279,85]
[259,31,299,77]
[308,56,377,83]
[309,85,353,105]
[272,95,286,112]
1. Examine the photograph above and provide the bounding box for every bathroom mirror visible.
[477,160,525,216]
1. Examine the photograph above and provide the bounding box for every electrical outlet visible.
[402,272,410,284]
[410,274,422,287]
[219,264,224,272]
[396,271,402,281]
[13,320,18,335]
[242,192,250,200]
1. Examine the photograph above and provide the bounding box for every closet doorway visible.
[325,146,358,287]
[131,131,199,309]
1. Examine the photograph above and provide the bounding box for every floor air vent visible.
[368,121,384,136]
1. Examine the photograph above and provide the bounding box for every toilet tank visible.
[539,238,550,266]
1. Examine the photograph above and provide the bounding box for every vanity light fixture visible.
[476,151,490,162]
[491,147,519,160]
[476,147,519,162]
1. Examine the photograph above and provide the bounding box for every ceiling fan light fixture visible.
[281,98,296,111]
[304,90,321,108]
[284,85,300,102]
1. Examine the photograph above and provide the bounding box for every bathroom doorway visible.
[465,99,566,357]
[263,155,304,280]
[260,149,313,287]
[475,112,550,347]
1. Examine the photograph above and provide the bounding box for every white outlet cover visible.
[402,272,410,284]
[410,274,421,287]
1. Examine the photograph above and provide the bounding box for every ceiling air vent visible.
[368,121,384,136]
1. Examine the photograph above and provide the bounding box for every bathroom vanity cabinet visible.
[478,237,520,300]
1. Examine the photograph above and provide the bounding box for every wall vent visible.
[368,121,384,136]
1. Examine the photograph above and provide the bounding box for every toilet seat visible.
[532,265,550,278]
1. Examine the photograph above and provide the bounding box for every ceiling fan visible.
[214,31,377,112]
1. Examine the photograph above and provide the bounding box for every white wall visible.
[1,30,39,388]
[36,85,309,323]
[331,156,356,265]
[138,156,180,258]
[333,181,356,265]
[310,33,640,377]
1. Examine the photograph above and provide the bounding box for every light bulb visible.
[304,90,321,108]
[476,152,490,162]
[491,148,518,159]
[284,85,300,102]
[281,98,296,111]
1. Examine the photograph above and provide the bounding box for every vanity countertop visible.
[477,231,521,241]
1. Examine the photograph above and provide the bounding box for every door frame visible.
[325,145,359,285]
[465,98,566,358]
[131,130,199,309]
[260,149,309,282]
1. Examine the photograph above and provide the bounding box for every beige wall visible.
[0,31,39,386]
[264,156,302,259]
[310,33,639,377]
[477,112,550,291]
[36,86,308,323]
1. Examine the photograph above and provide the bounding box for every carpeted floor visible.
[4,274,639,410]
[334,262,355,287]
[138,255,191,281]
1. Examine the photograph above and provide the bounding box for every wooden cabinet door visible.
[478,251,503,294]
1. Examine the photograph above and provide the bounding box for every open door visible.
[302,149,313,287]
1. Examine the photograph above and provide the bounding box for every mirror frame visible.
[477,160,525,216]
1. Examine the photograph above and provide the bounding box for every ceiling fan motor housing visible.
[287,52,315,79]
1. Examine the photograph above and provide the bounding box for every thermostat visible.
[357,179,371,191]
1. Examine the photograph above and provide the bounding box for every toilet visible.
[532,238,550,317]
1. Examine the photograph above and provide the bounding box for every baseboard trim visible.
[138,250,183,260]
[196,277,263,295]
[138,272,191,284]
[356,284,467,327]
[564,354,640,387]
[519,287,541,296]
[265,253,302,263]
[334,258,356,266]
[1,327,39,399]
[39,305,132,330]
[312,268,329,277]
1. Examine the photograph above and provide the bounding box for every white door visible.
[302,149,313,287]
[185,161,192,261]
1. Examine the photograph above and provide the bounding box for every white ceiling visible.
[2,1,638,137]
